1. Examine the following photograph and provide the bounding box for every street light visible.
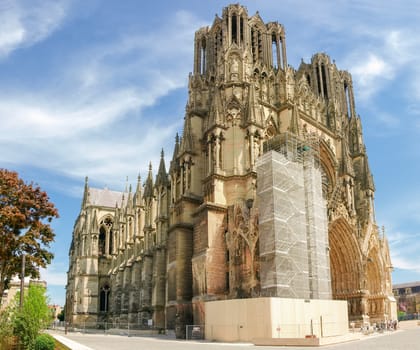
[19,253,25,309]
[18,227,30,309]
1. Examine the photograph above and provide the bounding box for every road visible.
[49,322,420,350]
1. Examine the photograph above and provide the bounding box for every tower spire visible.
[170,133,181,174]
[143,162,154,198]
[82,176,90,209]
[156,149,168,187]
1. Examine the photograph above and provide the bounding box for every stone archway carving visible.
[329,217,364,319]
[225,201,259,297]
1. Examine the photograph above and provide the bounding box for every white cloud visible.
[351,53,391,99]
[344,27,420,106]
[0,89,143,139]
[0,9,201,186]
[0,93,180,186]
[0,0,69,58]
[70,10,202,93]
[385,227,420,274]
[391,254,420,274]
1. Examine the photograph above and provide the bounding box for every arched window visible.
[240,17,244,43]
[272,33,284,70]
[231,15,237,43]
[272,34,278,69]
[315,63,329,98]
[99,284,110,312]
[317,65,322,96]
[99,227,106,256]
[306,73,311,86]
[214,29,222,66]
[108,229,113,255]
[99,217,113,256]
[321,64,328,98]
[344,82,352,118]
[200,38,206,75]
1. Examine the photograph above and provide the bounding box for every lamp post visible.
[19,252,25,309]
[18,227,29,309]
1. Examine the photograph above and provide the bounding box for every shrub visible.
[0,304,15,340]
[13,284,51,349]
[34,333,55,350]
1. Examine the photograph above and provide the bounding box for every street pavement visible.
[49,322,420,350]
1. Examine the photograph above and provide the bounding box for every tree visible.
[57,309,65,322]
[13,284,52,349]
[0,169,59,306]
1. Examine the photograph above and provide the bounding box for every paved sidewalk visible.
[53,334,94,350]
[49,322,420,350]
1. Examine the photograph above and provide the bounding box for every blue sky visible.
[1,0,420,306]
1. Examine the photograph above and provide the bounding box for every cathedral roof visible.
[88,187,125,208]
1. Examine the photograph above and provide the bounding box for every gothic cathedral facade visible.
[66,4,395,337]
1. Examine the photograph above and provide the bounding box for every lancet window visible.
[230,14,244,45]
[99,227,106,255]
[316,63,329,98]
[200,38,206,75]
[99,216,113,256]
[99,284,110,312]
[344,81,352,118]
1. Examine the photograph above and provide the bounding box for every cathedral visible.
[65,4,395,338]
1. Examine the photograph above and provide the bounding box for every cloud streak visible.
[0,9,203,187]
[2,1,420,304]
[0,0,69,58]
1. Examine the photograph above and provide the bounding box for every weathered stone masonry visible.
[66,4,395,338]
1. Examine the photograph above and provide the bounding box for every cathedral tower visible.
[66,4,396,337]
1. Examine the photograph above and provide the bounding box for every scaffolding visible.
[263,132,320,165]
[257,133,331,300]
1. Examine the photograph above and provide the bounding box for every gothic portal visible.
[66,4,395,338]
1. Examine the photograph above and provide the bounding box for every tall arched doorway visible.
[329,217,364,321]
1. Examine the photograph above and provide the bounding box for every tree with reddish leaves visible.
[0,169,59,306]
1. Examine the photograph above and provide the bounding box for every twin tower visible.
[66,4,395,338]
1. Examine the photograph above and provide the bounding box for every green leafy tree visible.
[13,284,52,349]
[0,168,59,306]
[57,309,65,322]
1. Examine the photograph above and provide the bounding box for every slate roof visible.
[89,187,125,208]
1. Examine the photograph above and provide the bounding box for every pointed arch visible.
[319,139,338,198]
[99,226,106,256]
[249,19,265,64]
[99,215,114,256]
[329,217,362,299]
[99,283,110,312]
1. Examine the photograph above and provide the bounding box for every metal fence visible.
[51,321,163,337]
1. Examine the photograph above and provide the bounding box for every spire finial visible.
[124,176,129,193]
